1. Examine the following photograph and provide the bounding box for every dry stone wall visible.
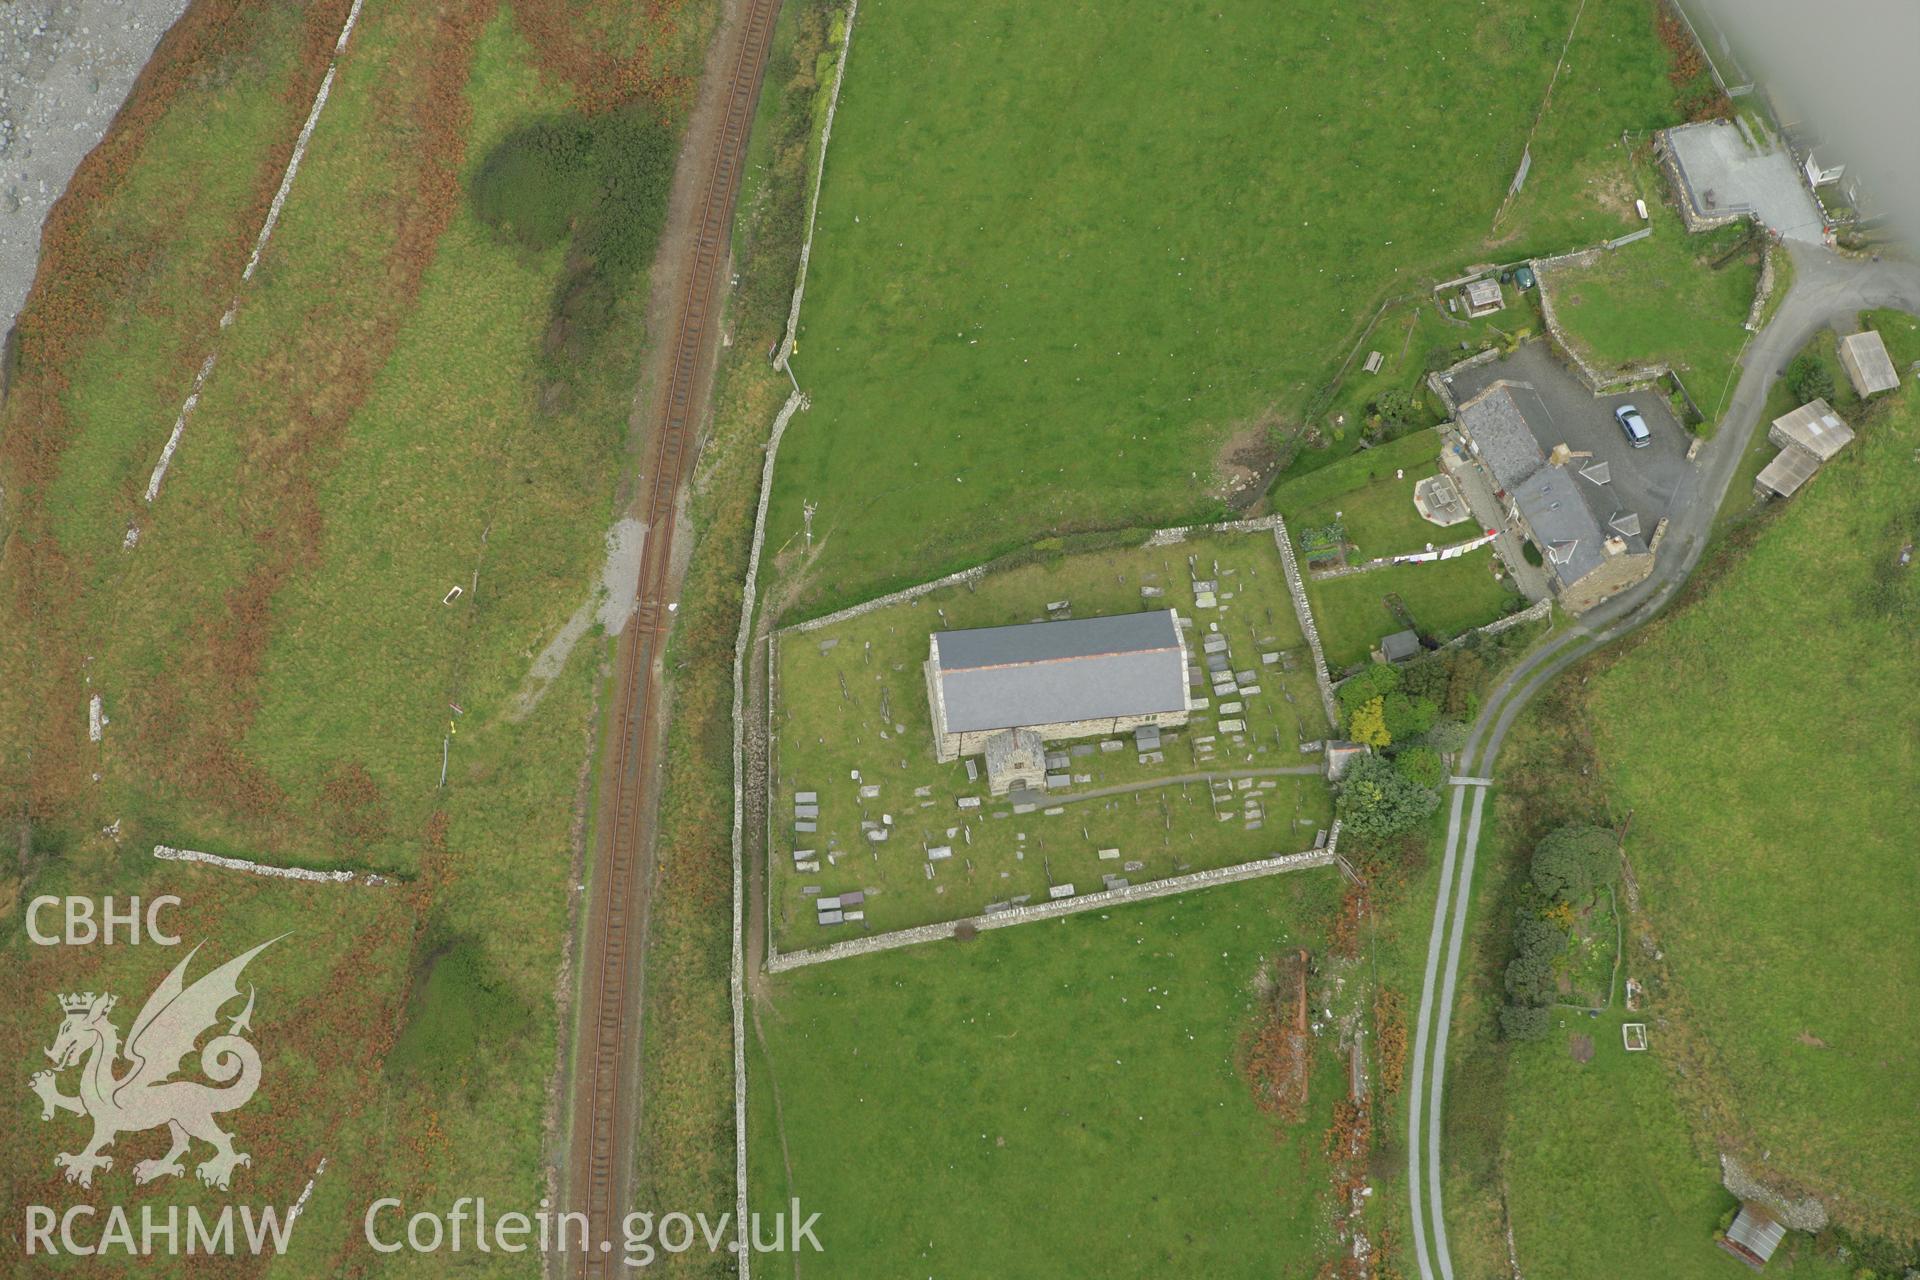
[767,826,1340,973]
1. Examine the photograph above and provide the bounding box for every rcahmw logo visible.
[24,935,305,1260]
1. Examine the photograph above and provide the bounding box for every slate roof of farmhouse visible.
[1510,463,1609,587]
[1457,381,1548,492]
[931,610,1187,735]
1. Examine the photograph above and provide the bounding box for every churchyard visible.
[767,529,1336,948]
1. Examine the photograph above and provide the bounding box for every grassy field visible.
[1501,1007,1853,1279]
[770,531,1333,945]
[749,870,1348,1278]
[0,0,718,1271]
[1580,386,1920,1229]
[1306,548,1524,671]
[1544,192,1760,427]
[1864,307,1920,372]
[763,0,1697,615]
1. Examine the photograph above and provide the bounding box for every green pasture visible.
[1583,387,1920,1226]
[766,0,1693,614]
[749,870,1347,1278]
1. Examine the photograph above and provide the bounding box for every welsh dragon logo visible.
[29,937,279,1191]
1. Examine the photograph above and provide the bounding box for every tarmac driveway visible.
[1448,340,1691,540]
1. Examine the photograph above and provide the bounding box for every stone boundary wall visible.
[775,0,859,372]
[1308,532,1497,581]
[1269,520,1340,728]
[788,512,1292,637]
[734,2,860,1268]
[767,824,1340,973]
[152,844,390,887]
[728,386,806,1276]
[1455,595,1551,643]
[1744,242,1778,330]
[136,0,369,528]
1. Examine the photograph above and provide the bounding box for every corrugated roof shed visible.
[1458,382,1547,492]
[1770,398,1854,461]
[1838,330,1900,396]
[1720,1203,1786,1270]
[931,610,1186,734]
[1755,445,1820,497]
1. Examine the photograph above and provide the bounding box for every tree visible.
[1337,662,1402,721]
[1503,909,1567,1006]
[1336,753,1440,837]
[1347,697,1391,748]
[1381,691,1439,740]
[1394,745,1443,789]
[1400,653,1451,703]
[1499,1004,1552,1041]
[1786,351,1835,404]
[1424,718,1469,755]
[1530,824,1617,903]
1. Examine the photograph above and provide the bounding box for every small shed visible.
[1768,399,1854,461]
[1463,278,1504,318]
[1838,330,1900,397]
[1718,1203,1786,1271]
[1754,446,1820,499]
[1379,629,1422,664]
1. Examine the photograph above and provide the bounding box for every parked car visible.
[1614,403,1651,448]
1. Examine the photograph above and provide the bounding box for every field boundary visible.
[766,824,1339,973]
[134,0,369,537]
[729,389,804,1280]
[774,0,858,375]
[152,842,392,886]
[732,0,863,1267]
[1268,519,1340,729]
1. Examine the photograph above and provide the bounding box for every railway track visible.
[566,0,782,1272]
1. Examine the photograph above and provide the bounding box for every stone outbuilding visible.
[926,610,1189,767]
[1755,398,1854,499]
[1837,330,1899,397]
[1378,629,1421,664]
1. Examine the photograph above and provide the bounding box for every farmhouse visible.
[1755,399,1854,499]
[1453,381,1654,613]
[1837,330,1900,397]
[925,610,1189,790]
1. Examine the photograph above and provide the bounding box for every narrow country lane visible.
[1406,242,1920,1280]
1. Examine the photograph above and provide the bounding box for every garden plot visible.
[770,531,1335,947]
